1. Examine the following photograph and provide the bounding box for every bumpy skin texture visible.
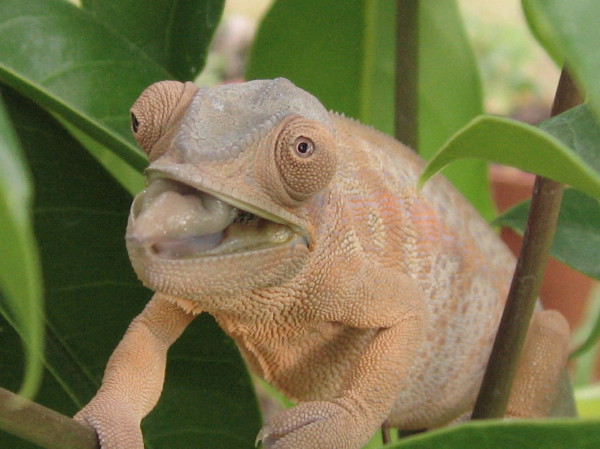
[75,78,571,449]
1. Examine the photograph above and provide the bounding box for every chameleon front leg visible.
[259,306,425,449]
[74,292,197,449]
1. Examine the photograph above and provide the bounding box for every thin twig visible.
[0,387,98,449]
[471,69,583,419]
[395,0,419,151]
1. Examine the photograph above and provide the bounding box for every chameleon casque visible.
[75,78,572,449]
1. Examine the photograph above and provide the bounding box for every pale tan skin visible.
[75,78,572,449]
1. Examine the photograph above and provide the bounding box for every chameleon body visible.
[75,78,571,449]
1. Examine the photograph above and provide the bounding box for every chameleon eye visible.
[273,117,337,203]
[294,137,314,157]
[131,112,140,133]
[130,80,199,160]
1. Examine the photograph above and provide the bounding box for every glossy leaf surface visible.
[539,105,600,173]
[388,419,600,448]
[496,188,600,280]
[0,94,43,398]
[247,0,396,132]
[81,0,224,81]
[418,2,494,219]
[523,0,600,121]
[420,113,600,200]
[0,0,223,174]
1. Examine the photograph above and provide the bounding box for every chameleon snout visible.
[127,177,303,260]
[128,178,238,258]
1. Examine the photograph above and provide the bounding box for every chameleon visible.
[74,78,572,449]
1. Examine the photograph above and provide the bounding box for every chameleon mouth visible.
[128,178,303,259]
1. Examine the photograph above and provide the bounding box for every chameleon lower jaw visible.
[126,226,309,297]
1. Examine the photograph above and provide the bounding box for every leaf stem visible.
[0,387,98,449]
[471,69,583,419]
[395,0,419,151]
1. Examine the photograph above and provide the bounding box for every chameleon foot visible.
[257,400,374,449]
[74,399,144,449]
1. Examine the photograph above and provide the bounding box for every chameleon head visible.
[125,78,338,302]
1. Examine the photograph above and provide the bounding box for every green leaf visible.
[418,1,494,219]
[496,188,600,280]
[0,88,261,449]
[429,105,600,280]
[0,0,223,174]
[571,289,600,380]
[420,114,600,200]
[0,0,152,171]
[389,419,600,448]
[497,108,600,241]
[522,0,564,65]
[247,0,396,133]
[523,0,600,121]
[247,0,493,219]
[80,0,225,81]
[0,94,43,398]
[58,118,145,195]
[539,104,600,173]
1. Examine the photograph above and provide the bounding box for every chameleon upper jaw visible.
[127,177,307,260]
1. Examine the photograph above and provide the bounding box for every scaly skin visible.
[75,78,571,449]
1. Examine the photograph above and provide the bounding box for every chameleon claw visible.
[255,424,272,447]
